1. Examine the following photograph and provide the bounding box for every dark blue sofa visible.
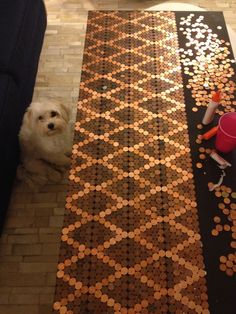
[0,0,47,232]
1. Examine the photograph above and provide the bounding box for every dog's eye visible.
[51,111,57,117]
[38,116,43,120]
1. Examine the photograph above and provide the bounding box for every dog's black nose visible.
[48,123,54,130]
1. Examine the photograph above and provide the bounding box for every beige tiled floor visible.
[0,1,236,313]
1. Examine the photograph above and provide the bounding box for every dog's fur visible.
[17,100,73,189]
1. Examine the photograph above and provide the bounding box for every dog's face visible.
[24,101,70,137]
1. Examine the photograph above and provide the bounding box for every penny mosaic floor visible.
[52,10,236,314]
[0,2,236,314]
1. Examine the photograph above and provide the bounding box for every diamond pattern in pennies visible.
[53,11,210,314]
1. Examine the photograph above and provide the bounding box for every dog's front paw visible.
[64,155,71,165]
[48,169,63,183]
[53,164,70,173]
[53,155,71,167]
[65,151,72,157]
[63,157,71,169]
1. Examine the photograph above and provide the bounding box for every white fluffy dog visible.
[18,100,73,189]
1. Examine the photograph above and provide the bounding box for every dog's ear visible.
[19,107,33,140]
[23,107,32,126]
[59,103,71,122]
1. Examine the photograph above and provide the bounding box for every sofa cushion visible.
[18,2,47,109]
[0,74,20,151]
[0,74,20,228]
[0,1,47,232]
[0,0,46,85]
